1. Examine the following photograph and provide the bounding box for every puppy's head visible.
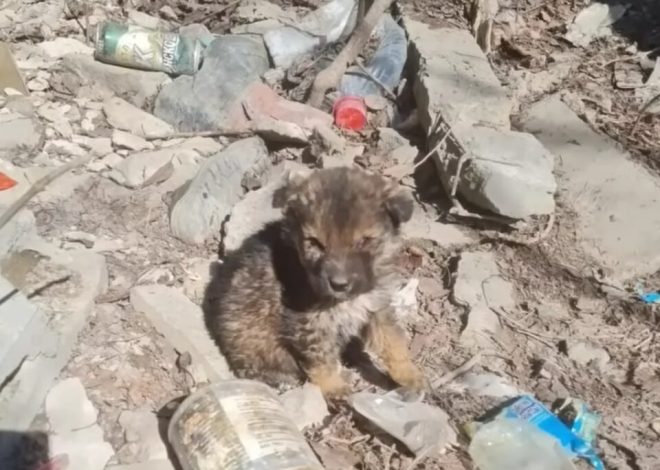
[274,167,413,302]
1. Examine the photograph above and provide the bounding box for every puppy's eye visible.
[304,236,325,252]
[356,236,375,250]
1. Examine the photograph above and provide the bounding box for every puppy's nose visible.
[329,274,350,292]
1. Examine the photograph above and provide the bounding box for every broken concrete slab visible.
[50,424,114,470]
[170,137,270,244]
[454,251,514,350]
[46,378,98,434]
[521,95,660,280]
[130,284,232,382]
[59,53,170,108]
[405,20,511,133]
[0,112,42,157]
[440,127,557,218]
[221,165,306,252]
[112,130,154,152]
[103,97,174,139]
[108,148,197,189]
[118,410,169,463]
[154,35,269,132]
[0,246,107,430]
[280,383,329,431]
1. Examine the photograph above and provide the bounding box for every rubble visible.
[169,136,270,244]
[280,383,329,431]
[46,378,98,434]
[50,424,114,470]
[565,3,629,48]
[60,54,170,108]
[453,251,514,350]
[567,342,611,372]
[111,130,154,152]
[103,97,174,139]
[38,38,93,59]
[130,284,233,382]
[118,410,169,463]
[154,35,269,132]
[0,113,42,157]
[521,95,660,279]
[108,148,194,189]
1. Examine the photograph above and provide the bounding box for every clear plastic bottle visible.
[168,380,324,470]
[334,15,407,130]
[468,417,577,470]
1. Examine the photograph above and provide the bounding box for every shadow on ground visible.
[0,431,49,470]
[597,0,660,56]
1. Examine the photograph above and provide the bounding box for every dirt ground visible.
[33,0,658,469]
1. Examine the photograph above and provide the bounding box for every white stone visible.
[50,425,114,470]
[46,378,98,433]
[61,54,170,108]
[521,95,660,280]
[454,251,515,349]
[27,77,49,92]
[130,285,232,382]
[45,139,86,157]
[280,383,329,431]
[72,135,113,157]
[108,148,196,189]
[567,342,610,371]
[170,137,271,244]
[178,136,223,156]
[103,97,174,139]
[565,3,629,47]
[119,410,168,462]
[112,130,154,151]
[0,112,41,156]
[128,9,162,29]
[38,37,93,59]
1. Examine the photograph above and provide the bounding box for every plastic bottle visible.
[264,0,358,69]
[469,417,577,470]
[334,15,407,131]
[168,380,324,470]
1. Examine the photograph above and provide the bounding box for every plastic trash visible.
[469,417,576,470]
[553,398,602,447]
[264,0,358,69]
[168,379,324,470]
[636,284,660,304]
[467,395,605,470]
[348,388,456,458]
[0,172,17,191]
[334,15,407,131]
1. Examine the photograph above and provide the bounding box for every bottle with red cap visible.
[333,15,407,131]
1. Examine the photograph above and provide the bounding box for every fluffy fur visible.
[204,167,425,397]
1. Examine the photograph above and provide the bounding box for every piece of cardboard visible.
[0,42,28,95]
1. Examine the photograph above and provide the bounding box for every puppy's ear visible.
[272,168,312,209]
[383,182,414,227]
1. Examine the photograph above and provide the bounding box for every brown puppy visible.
[204,167,424,397]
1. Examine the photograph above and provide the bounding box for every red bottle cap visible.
[333,95,367,131]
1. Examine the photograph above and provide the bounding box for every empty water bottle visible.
[334,15,407,131]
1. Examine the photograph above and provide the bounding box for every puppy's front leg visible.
[364,311,426,391]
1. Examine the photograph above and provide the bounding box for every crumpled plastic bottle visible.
[469,417,577,470]
[334,15,408,131]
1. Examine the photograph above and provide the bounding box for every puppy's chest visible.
[313,287,394,340]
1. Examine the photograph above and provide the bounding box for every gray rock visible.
[118,410,169,462]
[0,112,41,157]
[280,383,329,431]
[59,53,170,108]
[108,148,196,189]
[567,342,610,371]
[170,137,270,244]
[130,285,232,382]
[178,136,223,156]
[231,19,283,35]
[38,37,93,59]
[443,127,556,218]
[0,247,107,430]
[521,95,660,280]
[103,97,174,139]
[46,378,98,434]
[154,35,269,132]
[565,3,629,47]
[72,135,114,157]
[112,130,154,151]
[454,251,515,350]
[403,208,473,247]
[0,206,37,258]
[405,20,511,133]
[127,9,162,29]
[448,372,521,398]
[50,425,114,470]
[179,23,215,47]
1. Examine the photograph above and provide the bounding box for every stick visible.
[0,155,92,231]
[432,353,482,388]
[145,129,254,141]
[307,0,395,107]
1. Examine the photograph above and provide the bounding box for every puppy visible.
[204,167,425,397]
